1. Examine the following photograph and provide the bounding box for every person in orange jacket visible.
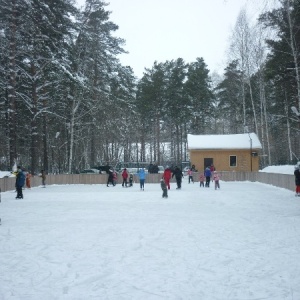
[25,171,31,189]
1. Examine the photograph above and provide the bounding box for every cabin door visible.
[204,158,213,169]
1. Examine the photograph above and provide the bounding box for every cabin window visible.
[229,155,237,167]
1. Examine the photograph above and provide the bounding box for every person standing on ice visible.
[40,170,46,187]
[25,171,31,189]
[107,169,115,187]
[128,173,133,187]
[294,163,300,196]
[160,178,168,198]
[204,166,211,187]
[137,168,146,190]
[213,171,220,190]
[172,166,183,189]
[187,168,194,183]
[199,172,205,187]
[210,164,215,181]
[121,168,128,187]
[163,166,172,190]
[15,166,25,199]
[112,170,117,186]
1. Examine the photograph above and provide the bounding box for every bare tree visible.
[251,23,272,165]
[229,9,251,131]
[284,0,300,112]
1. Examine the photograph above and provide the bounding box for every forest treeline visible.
[0,0,299,174]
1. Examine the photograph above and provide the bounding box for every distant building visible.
[187,133,262,172]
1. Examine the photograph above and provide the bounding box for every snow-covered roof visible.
[187,133,262,150]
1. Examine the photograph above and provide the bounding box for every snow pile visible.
[0,171,15,178]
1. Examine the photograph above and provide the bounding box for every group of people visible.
[10,162,300,201]
[159,164,220,197]
[176,164,220,190]
[201,165,220,190]
[108,165,182,196]
[107,168,142,190]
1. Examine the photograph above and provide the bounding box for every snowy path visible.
[0,179,300,300]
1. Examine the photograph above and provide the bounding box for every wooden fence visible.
[0,171,296,193]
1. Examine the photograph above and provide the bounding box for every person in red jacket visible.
[163,166,172,190]
[121,168,129,187]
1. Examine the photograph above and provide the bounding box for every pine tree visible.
[184,58,214,134]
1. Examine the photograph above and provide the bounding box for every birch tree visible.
[230,9,259,134]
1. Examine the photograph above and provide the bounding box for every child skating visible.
[128,173,133,187]
[187,168,194,183]
[199,173,205,187]
[160,178,168,198]
[213,172,220,190]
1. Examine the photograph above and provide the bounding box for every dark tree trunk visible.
[8,0,17,168]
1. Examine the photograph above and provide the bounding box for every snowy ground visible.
[0,177,300,300]
[259,165,295,175]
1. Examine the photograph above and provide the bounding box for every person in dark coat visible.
[294,163,300,196]
[148,164,153,174]
[152,164,159,174]
[172,166,183,189]
[160,178,168,198]
[15,166,25,199]
[107,169,115,187]
[128,173,133,187]
[40,170,46,187]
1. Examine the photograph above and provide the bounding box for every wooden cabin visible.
[187,133,262,172]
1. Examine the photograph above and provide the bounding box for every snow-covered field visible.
[259,165,295,175]
[0,176,300,300]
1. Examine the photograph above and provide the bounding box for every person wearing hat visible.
[294,163,300,196]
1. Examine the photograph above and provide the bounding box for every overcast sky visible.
[76,0,271,78]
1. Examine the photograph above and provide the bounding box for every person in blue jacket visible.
[15,166,25,199]
[204,166,211,187]
[137,168,146,191]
